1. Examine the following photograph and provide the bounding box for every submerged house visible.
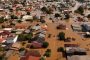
[20,50,41,60]
[82,22,90,32]
[65,44,88,60]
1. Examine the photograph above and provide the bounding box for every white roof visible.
[22,15,33,21]
[3,28,12,31]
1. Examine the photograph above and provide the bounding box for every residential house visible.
[72,24,82,31]
[20,50,41,60]
[82,22,90,32]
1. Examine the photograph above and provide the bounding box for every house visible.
[3,28,13,32]
[72,24,82,31]
[15,23,28,29]
[20,50,41,60]
[65,44,90,60]
[31,36,45,48]
[6,35,18,44]
[22,15,33,21]
[11,42,21,50]
[67,55,90,60]
[82,22,90,32]
[32,25,41,31]
[65,44,87,60]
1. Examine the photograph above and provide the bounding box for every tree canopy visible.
[58,32,65,40]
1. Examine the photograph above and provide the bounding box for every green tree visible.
[58,32,65,40]
[25,33,33,40]
[18,34,26,41]
[75,6,84,15]
[87,14,90,18]
[11,15,18,19]
[17,20,22,23]
[41,7,48,12]
[40,57,45,60]
[55,13,61,18]
[44,49,51,57]
[42,42,49,48]
[27,12,31,15]
[64,13,70,19]
[77,0,84,2]
[57,47,64,52]
[19,48,25,52]
[0,17,5,23]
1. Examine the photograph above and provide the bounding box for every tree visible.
[27,12,31,15]
[58,32,65,40]
[41,7,48,12]
[44,49,51,57]
[11,15,18,19]
[64,13,70,19]
[0,56,4,60]
[57,47,64,52]
[87,14,90,18]
[42,42,49,48]
[18,34,26,41]
[25,33,33,40]
[75,6,84,15]
[77,0,84,2]
[10,23,15,26]
[0,17,5,23]
[21,42,26,46]
[55,13,61,18]
[40,57,45,60]
[17,20,22,23]
[19,48,25,52]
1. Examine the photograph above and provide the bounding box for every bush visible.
[57,47,64,52]
[58,32,65,40]
[42,42,49,48]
